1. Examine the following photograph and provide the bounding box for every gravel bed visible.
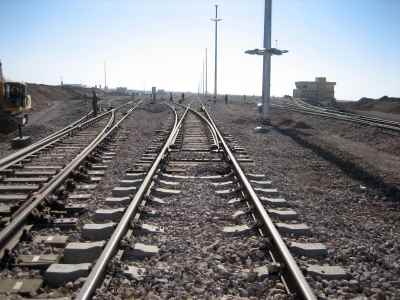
[211,102,400,299]
[99,178,286,299]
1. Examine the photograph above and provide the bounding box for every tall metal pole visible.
[202,57,205,96]
[211,5,222,100]
[205,48,208,96]
[104,61,107,90]
[262,0,272,122]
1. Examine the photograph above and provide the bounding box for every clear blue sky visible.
[1,0,399,100]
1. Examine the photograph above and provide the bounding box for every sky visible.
[0,0,399,100]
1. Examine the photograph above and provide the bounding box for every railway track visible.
[0,100,348,299]
[75,102,323,299]
[0,115,112,230]
[273,97,400,132]
[0,100,146,291]
[0,101,138,230]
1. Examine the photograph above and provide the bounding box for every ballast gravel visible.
[98,179,287,300]
[211,101,400,299]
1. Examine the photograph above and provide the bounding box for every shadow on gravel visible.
[276,119,312,130]
[141,103,169,113]
[0,112,17,134]
[293,121,311,129]
[274,126,400,202]
[232,117,257,126]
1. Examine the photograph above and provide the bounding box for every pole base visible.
[254,126,270,133]
[254,118,271,133]
[11,136,32,149]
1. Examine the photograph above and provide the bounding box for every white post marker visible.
[245,0,288,132]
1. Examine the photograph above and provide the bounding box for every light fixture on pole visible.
[245,0,288,131]
[211,4,222,100]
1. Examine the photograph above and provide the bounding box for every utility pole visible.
[211,4,222,100]
[262,0,272,122]
[202,58,205,96]
[244,0,287,130]
[205,48,208,96]
[104,61,107,90]
[198,81,201,96]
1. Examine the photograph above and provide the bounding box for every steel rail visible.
[170,106,186,146]
[202,105,317,300]
[293,98,400,127]
[0,110,112,172]
[77,104,187,300]
[0,100,134,171]
[0,111,110,172]
[0,112,91,170]
[0,101,142,256]
[0,112,115,255]
[190,108,219,148]
[176,103,219,149]
[272,104,400,132]
[285,98,400,130]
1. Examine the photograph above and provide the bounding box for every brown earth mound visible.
[27,84,105,112]
[338,96,400,114]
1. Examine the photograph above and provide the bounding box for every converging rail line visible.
[273,97,400,132]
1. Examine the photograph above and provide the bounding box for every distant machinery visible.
[0,61,31,114]
[0,61,32,147]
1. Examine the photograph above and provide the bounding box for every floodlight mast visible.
[104,61,107,90]
[205,48,208,96]
[211,5,222,100]
[261,0,272,123]
[202,58,205,96]
[245,0,288,127]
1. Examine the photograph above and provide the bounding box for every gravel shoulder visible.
[211,102,400,299]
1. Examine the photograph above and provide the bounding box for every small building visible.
[63,83,86,88]
[293,77,335,104]
[115,87,128,95]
